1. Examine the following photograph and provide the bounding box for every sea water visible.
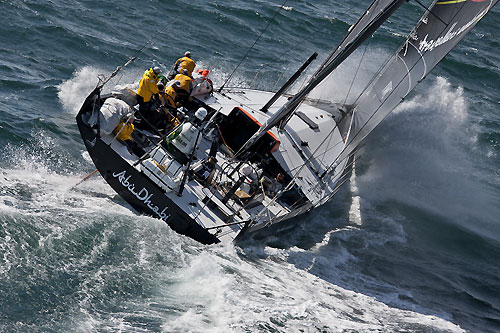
[0,0,499,332]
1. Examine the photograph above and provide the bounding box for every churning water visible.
[1,0,499,332]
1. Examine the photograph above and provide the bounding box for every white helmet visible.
[152,66,161,75]
[194,107,207,121]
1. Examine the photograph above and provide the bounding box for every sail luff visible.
[236,0,406,157]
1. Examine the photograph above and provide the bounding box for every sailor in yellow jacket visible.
[169,51,195,79]
[136,66,161,112]
[113,117,135,141]
[112,115,147,156]
[161,80,180,110]
[174,69,193,105]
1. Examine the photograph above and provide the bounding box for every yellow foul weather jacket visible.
[174,57,195,76]
[162,86,178,108]
[113,120,135,141]
[174,73,193,94]
[136,68,159,102]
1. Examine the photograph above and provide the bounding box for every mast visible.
[236,0,407,156]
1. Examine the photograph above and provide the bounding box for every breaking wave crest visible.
[57,66,103,114]
[357,76,500,241]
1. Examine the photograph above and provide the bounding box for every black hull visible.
[76,89,219,245]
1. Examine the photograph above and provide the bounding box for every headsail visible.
[236,0,407,156]
[334,0,499,166]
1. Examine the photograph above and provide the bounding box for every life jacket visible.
[136,68,159,102]
[174,56,195,76]
[113,120,135,141]
[174,73,193,94]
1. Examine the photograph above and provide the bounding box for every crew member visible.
[113,114,135,141]
[161,80,181,110]
[136,66,161,113]
[174,69,193,105]
[169,51,195,79]
[112,114,146,156]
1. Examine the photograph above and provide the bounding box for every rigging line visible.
[311,0,493,196]
[315,143,365,195]
[343,40,369,106]
[97,3,190,89]
[319,156,359,205]
[312,137,345,166]
[335,0,420,109]
[283,112,349,177]
[317,57,364,168]
[308,2,374,104]
[348,0,467,129]
[218,0,289,93]
[191,165,242,223]
[306,0,384,86]
[131,120,186,168]
[252,43,298,80]
[268,0,408,134]
[250,23,320,91]
[285,136,344,174]
[349,0,468,108]
[314,42,369,169]
[131,3,191,59]
[344,34,398,109]
[297,144,361,207]
[284,144,357,208]
[204,220,249,231]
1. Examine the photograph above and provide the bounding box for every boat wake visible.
[0,125,466,332]
[356,76,500,241]
[58,66,104,115]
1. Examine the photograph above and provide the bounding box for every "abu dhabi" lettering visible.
[112,170,171,222]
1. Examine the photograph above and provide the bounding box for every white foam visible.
[0,137,464,332]
[57,65,145,115]
[58,66,103,114]
[157,243,464,332]
[356,76,500,240]
[0,129,133,220]
[348,162,362,226]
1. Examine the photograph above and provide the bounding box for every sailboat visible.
[76,0,498,244]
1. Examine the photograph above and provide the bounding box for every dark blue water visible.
[1,0,499,332]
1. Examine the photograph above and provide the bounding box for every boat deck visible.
[91,87,350,243]
[100,127,292,242]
